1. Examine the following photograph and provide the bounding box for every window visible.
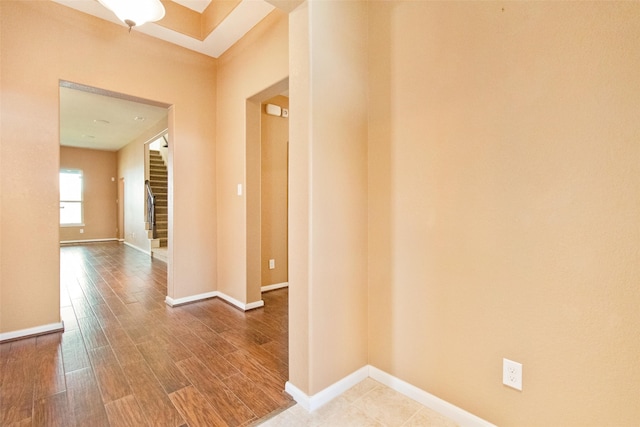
[60,169,83,225]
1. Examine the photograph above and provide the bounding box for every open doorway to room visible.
[246,78,290,397]
[260,95,289,292]
[58,80,170,261]
[60,81,169,254]
[246,77,290,304]
[118,178,125,241]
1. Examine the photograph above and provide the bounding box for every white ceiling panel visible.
[172,0,212,13]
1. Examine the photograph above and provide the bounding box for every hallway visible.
[0,242,291,426]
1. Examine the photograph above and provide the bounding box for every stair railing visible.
[145,180,157,239]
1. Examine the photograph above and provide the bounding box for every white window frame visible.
[60,169,84,227]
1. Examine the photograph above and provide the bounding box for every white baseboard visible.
[286,366,369,412]
[165,290,264,311]
[286,365,495,427]
[0,322,64,343]
[60,238,118,244]
[245,299,265,310]
[369,366,496,427]
[262,282,289,292]
[165,291,218,307]
[124,241,151,256]
[217,292,264,311]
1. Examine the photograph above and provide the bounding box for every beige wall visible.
[288,1,311,393]
[368,2,640,426]
[59,147,118,242]
[0,1,217,334]
[216,10,288,304]
[289,0,369,395]
[3,2,638,425]
[261,95,289,287]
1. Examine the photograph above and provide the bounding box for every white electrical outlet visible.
[269,259,275,270]
[503,358,523,391]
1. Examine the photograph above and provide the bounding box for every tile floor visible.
[258,378,458,427]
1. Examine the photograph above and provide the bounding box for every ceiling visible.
[173,0,213,13]
[56,0,286,152]
[60,84,169,152]
[52,0,277,58]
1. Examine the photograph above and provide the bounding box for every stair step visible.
[149,149,169,248]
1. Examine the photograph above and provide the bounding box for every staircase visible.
[148,150,168,249]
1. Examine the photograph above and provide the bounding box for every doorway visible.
[118,178,125,240]
[246,78,290,304]
[260,95,289,292]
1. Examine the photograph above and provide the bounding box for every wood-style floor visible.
[0,242,292,426]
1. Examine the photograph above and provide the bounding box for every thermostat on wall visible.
[266,104,282,116]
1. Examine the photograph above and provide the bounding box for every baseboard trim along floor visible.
[262,282,289,292]
[0,322,65,343]
[165,291,264,311]
[286,365,496,427]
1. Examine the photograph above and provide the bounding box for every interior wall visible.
[289,0,369,395]
[367,2,640,426]
[216,10,288,304]
[261,95,289,287]
[0,0,217,334]
[288,1,311,393]
[59,146,118,242]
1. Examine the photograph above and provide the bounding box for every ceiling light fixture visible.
[97,0,165,31]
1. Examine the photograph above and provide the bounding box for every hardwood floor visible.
[0,242,292,426]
